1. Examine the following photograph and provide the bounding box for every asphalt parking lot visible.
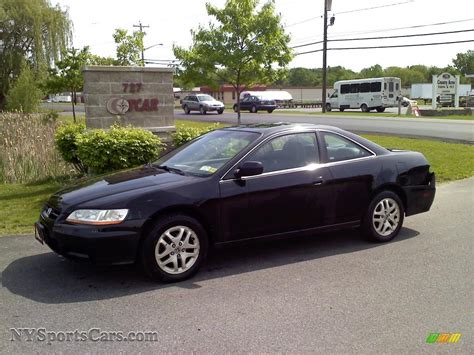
[0,178,472,353]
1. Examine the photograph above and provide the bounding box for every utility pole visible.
[133,21,149,66]
[322,0,329,113]
[322,0,332,113]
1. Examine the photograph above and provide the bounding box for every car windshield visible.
[198,95,215,102]
[154,130,260,176]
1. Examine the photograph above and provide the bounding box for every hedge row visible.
[55,123,219,175]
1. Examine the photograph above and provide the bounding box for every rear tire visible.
[183,105,190,114]
[376,107,386,112]
[217,109,224,114]
[267,109,274,113]
[339,108,344,112]
[233,105,238,113]
[362,191,404,243]
[326,103,332,112]
[141,214,208,282]
[250,105,257,113]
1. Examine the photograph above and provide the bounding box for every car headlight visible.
[66,209,129,225]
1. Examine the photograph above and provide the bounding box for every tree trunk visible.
[236,83,241,125]
[71,90,76,123]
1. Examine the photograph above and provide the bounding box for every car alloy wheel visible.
[155,225,200,275]
[141,214,208,282]
[372,198,400,237]
[362,191,404,242]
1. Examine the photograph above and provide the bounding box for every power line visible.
[295,39,474,56]
[329,18,474,38]
[336,0,414,15]
[285,0,414,28]
[292,40,324,49]
[289,18,474,45]
[292,28,474,49]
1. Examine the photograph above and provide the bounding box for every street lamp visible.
[141,43,163,66]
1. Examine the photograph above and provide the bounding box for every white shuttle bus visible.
[327,77,401,112]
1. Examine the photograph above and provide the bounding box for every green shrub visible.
[75,125,163,174]
[41,110,59,124]
[55,123,87,174]
[5,64,43,113]
[171,123,220,147]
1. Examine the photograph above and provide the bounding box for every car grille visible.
[41,204,60,221]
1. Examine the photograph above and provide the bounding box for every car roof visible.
[222,123,388,154]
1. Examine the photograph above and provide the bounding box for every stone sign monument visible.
[83,66,175,135]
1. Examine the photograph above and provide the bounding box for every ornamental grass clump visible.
[0,112,73,183]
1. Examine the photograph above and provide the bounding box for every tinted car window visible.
[322,132,373,162]
[155,130,259,176]
[246,133,319,173]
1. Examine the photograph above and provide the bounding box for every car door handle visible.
[313,177,325,186]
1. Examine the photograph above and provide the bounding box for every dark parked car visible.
[181,94,224,115]
[233,95,277,113]
[35,124,435,282]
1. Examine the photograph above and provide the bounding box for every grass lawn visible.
[1,122,473,236]
[0,181,61,236]
[361,135,474,182]
[175,119,228,129]
[280,110,474,120]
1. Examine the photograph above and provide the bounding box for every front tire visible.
[141,214,208,282]
[361,104,369,113]
[199,106,206,115]
[376,107,386,112]
[233,104,238,113]
[250,105,257,113]
[267,109,274,113]
[217,109,224,114]
[326,103,332,112]
[362,191,404,243]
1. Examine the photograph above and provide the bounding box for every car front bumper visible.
[35,217,145,265]
[203,106,224,112]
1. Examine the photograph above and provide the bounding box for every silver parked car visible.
[181,94,225,115]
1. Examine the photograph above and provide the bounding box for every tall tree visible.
[113,28,145,66]
[45,47,90,122]
[453,50,474,83]
[174,0,293,124]
[0,0,71,107]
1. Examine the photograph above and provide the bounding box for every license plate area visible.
[34,222,46,244]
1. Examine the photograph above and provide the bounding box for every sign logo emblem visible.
[106,98,130,115]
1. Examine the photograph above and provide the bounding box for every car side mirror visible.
[235,161,263,179]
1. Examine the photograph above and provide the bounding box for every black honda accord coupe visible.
[35,124,435,282]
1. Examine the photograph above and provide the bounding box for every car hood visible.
[48,166,199,210]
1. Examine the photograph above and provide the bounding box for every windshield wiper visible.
[154,164,186,175]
